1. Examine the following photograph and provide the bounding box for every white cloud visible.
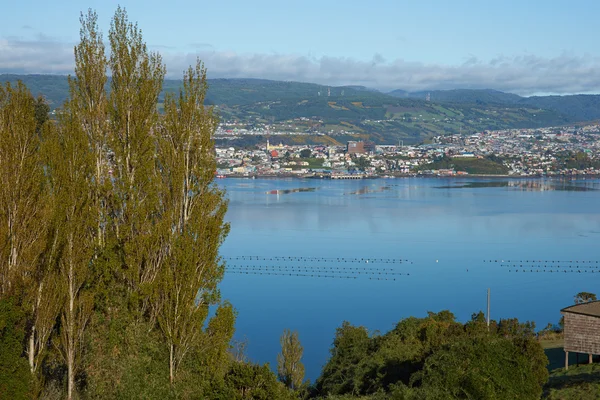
[0,35,74,75]
[2,35,600,96]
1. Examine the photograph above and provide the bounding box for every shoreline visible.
[218,173,600,180]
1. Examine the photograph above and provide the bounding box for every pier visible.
[330,173,365,179]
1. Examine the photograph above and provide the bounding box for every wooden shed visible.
[561,301,600,369]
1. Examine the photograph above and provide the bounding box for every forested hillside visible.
[0,74,581,145]
[390,88,600,122]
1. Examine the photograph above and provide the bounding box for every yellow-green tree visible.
[108,6,166,306]
[1,8,236,396]
[44,99,97,400]
[156,60,231,384]
[277,329,305,391]
[0,82,60,389]
[70,9,109,248]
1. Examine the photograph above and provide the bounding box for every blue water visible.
[217,177,600,381]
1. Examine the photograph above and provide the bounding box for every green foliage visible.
[555,152,600,170]
[83,315,173,399]
[418,155,509,175]
[314,311,547,399]
[352,155,371,172]
[0,299,31,399]
[0,80,59,391]
[218,361,296,400]
[277,329,305,390]
[413,336,548,400]
[316,322,372,396]
[34,95,50,133]
[300,149,312,158]
[497,318,536,338]
[574,292,597,304]
[0,80,45,296]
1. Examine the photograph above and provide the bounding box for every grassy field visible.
[540,336,600,399]
[544,364,600,399]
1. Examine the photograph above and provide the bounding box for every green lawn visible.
[539,337,600,399]
[544,364,600,399]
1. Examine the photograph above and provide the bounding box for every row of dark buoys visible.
[500,264,599,269]
[224,270,404,280]
[485,259,598,264]
[226,271,357,279]
[226,267,407,276]
[507,269,595,273]
[223,256,410,264]
[369,277,399,281]
[226,264,405,271]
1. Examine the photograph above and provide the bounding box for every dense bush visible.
[313,311,548,399]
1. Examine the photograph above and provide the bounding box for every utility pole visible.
[486,288,491,328]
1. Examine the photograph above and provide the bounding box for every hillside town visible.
[215,123,600,178]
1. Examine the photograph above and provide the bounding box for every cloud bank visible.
[1,35,600,96]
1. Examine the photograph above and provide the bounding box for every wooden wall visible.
[562,312,600,354]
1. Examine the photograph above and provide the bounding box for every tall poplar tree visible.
[0,82,44,297]
[70,9,109,248]
[0,82,59,386]
[277,329,305,391]
[156,60,231,384]
[45,99,96,400]
[107,7,166,305]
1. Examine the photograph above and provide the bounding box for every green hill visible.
[0,74,586,144]
[390,87,600,122]
[0,74,71,107]
[521,94,600,121]
[389,88,523,105]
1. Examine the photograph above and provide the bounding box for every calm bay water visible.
[217,177,600,380]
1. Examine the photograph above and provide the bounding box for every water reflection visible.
[346,185,392,195]
[436,180,596,191]
[265,187,317,195]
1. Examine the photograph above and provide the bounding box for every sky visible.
[2,0,600,95]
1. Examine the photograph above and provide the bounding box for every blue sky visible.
[2,0,600,95]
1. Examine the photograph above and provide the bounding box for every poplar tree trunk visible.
[67,261,75,400]
[28,327,35,374]
[169,344,175,384]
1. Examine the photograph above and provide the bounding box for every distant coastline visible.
[218,173,600,180]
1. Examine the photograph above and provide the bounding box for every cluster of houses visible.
[215,123,600,178]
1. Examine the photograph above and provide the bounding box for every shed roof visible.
[561,301,600,318]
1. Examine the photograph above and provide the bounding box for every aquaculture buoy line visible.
[221,255,415,280]
[499,263,599,270]
[484,259,599,264]
[504,269,595,273]
[226,266,408,276]
[223,256,412,264]
[226,264,407,272]
[482,259,600,274]
[226,271,358,279]
[224,270,405,280]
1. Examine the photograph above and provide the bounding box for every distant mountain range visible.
[1,74,598,144]
[388,89,523,106]
[388,88,600,122]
